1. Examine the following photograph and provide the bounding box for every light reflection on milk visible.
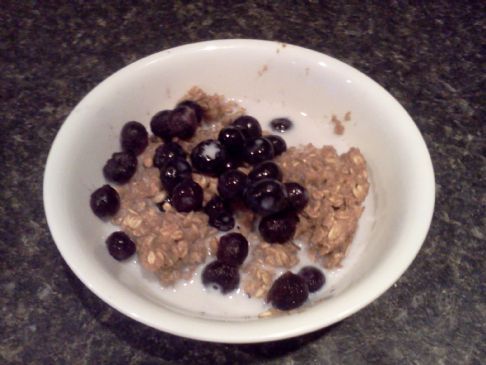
[119,98,376,319]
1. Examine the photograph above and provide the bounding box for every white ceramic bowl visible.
[43,39,435,343]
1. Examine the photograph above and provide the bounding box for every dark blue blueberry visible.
[208,211,235,231]
[218,127,246,156]
[103,152,137,184]
[244,137,274,165]
[232,115,262,140]
[248,161,282,183]
[153,142,186,169]
[270,117,293,133]
[267,272,308,310]
[106,231,136,261]
[217,169,248,201]
[171,180,203,212]
[169,105,198,140]
[177,100,204,123]
[190,139,227,176]
[204,195,232,217]
[160,157,192,193]
[285,182,309,212]
[121,121,148,155]
[244,178,288,215]
[202,260,240,294]
[266,135,287,156]
[150,110,173,140]
[298,266,325,293]
[217,232,249,266]
[258,210,299,243]
[90,184,120,218]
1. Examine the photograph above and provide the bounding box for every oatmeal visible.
[90,86,370,313]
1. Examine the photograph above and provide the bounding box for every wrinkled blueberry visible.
[218,127,246,156]
[160,157,192,193]
[202,260,240,294]
[259,210,299,243]
[153,142,186,169]
[266,135,287,156]
[270,117,293,133]
[244,137,274,165]
[150,110,173,140]
[103,152,137,184]
[244,179,288,215]
[120,121,148,155]
[177,100,204,123]
[209,211,235,231]
[218,169,248,200]
[217,232,249,266]
[248,161,282,183]
[267,272,308,310]
[169,105,198,140]
[90,184,120,218]
[232,115,262,140]
[171,180,203,212]
[285,182,309,212]
[190,139,227,176]
[106,231,136,261]
[298,266,325,293]
[204,195,232,217]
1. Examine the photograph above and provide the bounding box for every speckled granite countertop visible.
[1,2,484,364]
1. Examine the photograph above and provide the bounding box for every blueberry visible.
[190,139,227,176]
[218,127,246,156]
[232,115,262,139]
[204,195,232,217]
[120,121,148,155]
[106,231,136,261]
[270,117,293,133]
[298,266,325,293]
[244,137,274,165]
[217,232,249,266]
[259,210,299,243]
[267,272,308,310]
[150,110,172,140]
[248,161,282,183]
[177,100,204,123]
[90,184,120,218]
[285,182,309,212]
[217,169,248,200]
[202,260,240,294]
[266,135,287,156]
[208,211,235,231]
[160,157,192,193]
[224,157,244,171]
[171,180,203,212]
[244,179,288,215]
[153,142,186,169]
[103,152,137,184]
[169,105,198,140]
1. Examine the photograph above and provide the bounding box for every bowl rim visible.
[43,39,435,343]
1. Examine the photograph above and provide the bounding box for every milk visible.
[117,97,376,319]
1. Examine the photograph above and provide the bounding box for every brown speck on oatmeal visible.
[331,114,345,135]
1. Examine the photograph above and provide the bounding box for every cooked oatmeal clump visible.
[276,144,369,268]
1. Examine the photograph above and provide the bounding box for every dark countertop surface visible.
[1,2,484,364]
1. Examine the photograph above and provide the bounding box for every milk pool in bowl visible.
[113,96,377,320]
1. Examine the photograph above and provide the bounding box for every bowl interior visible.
[44,40,434,342]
